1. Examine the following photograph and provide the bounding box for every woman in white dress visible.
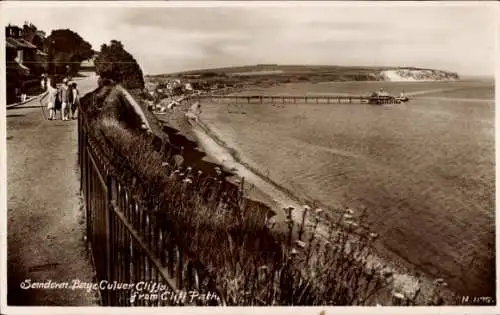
[46,78,58,120]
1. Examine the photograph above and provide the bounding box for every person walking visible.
[46,78,58,120]
[60,78,71,121]
[70,82,80,120]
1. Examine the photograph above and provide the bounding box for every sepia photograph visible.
[1,1,497,313]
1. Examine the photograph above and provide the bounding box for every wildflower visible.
[186,166,192,172]
[183,178,193,184]
[258,265,268,270]
[290,248,299,256]
[214,166,222,176]
[303,205,311,211]
[265,217,276,226]
[343,213,353,220]
[345,208,354,214]
[197,170,203,175]
[315,208,323,214]
[169,169,180,179]
[369,232,379,239]
[161,162,169,167]
[434,278,445,284]
[392,292,405,300]
[295,240,306,248]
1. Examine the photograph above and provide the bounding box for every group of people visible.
[42,75,80,121]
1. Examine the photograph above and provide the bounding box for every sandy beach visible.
[177,101,461,304]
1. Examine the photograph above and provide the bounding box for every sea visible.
[198,79,495,297]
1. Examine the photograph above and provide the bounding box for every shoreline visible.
[187,116,304,221]
[183,105,456,304]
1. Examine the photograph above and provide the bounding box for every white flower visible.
[290,248,299,256]
[315,208,323,214]
[345,208,354,214]
[295,240,306,248]
[343,214,353,220]
[392,292,405,300]
[369,232,379,239]
[183,178,193,184]
[303,205,311,211]
[266,216,276,224]
[161,162,169,167]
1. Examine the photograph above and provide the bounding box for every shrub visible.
[95,40,145,90]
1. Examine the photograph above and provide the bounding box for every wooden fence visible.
[78,93,225,306]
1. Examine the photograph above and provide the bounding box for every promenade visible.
[6,73,100,306]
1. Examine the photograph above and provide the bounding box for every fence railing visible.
[78,93,225,306]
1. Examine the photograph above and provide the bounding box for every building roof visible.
[6,61,30,75]
[6,38,21,49]
[6,37,37,49]
[6,41,17,49]
[16,38,38,49]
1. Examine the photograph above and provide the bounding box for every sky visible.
[2,2,498,76]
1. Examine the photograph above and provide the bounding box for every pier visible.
[188,94,402,104]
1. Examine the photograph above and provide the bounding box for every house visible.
[5,25,47,75]
[6,25,48,103]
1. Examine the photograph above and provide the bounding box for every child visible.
[60,78,71,121]
[46,78,58,120]
[70,82,80,119]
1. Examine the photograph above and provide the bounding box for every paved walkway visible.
[7,73,100,306]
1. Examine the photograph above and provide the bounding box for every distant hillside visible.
[148,65,459,82]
